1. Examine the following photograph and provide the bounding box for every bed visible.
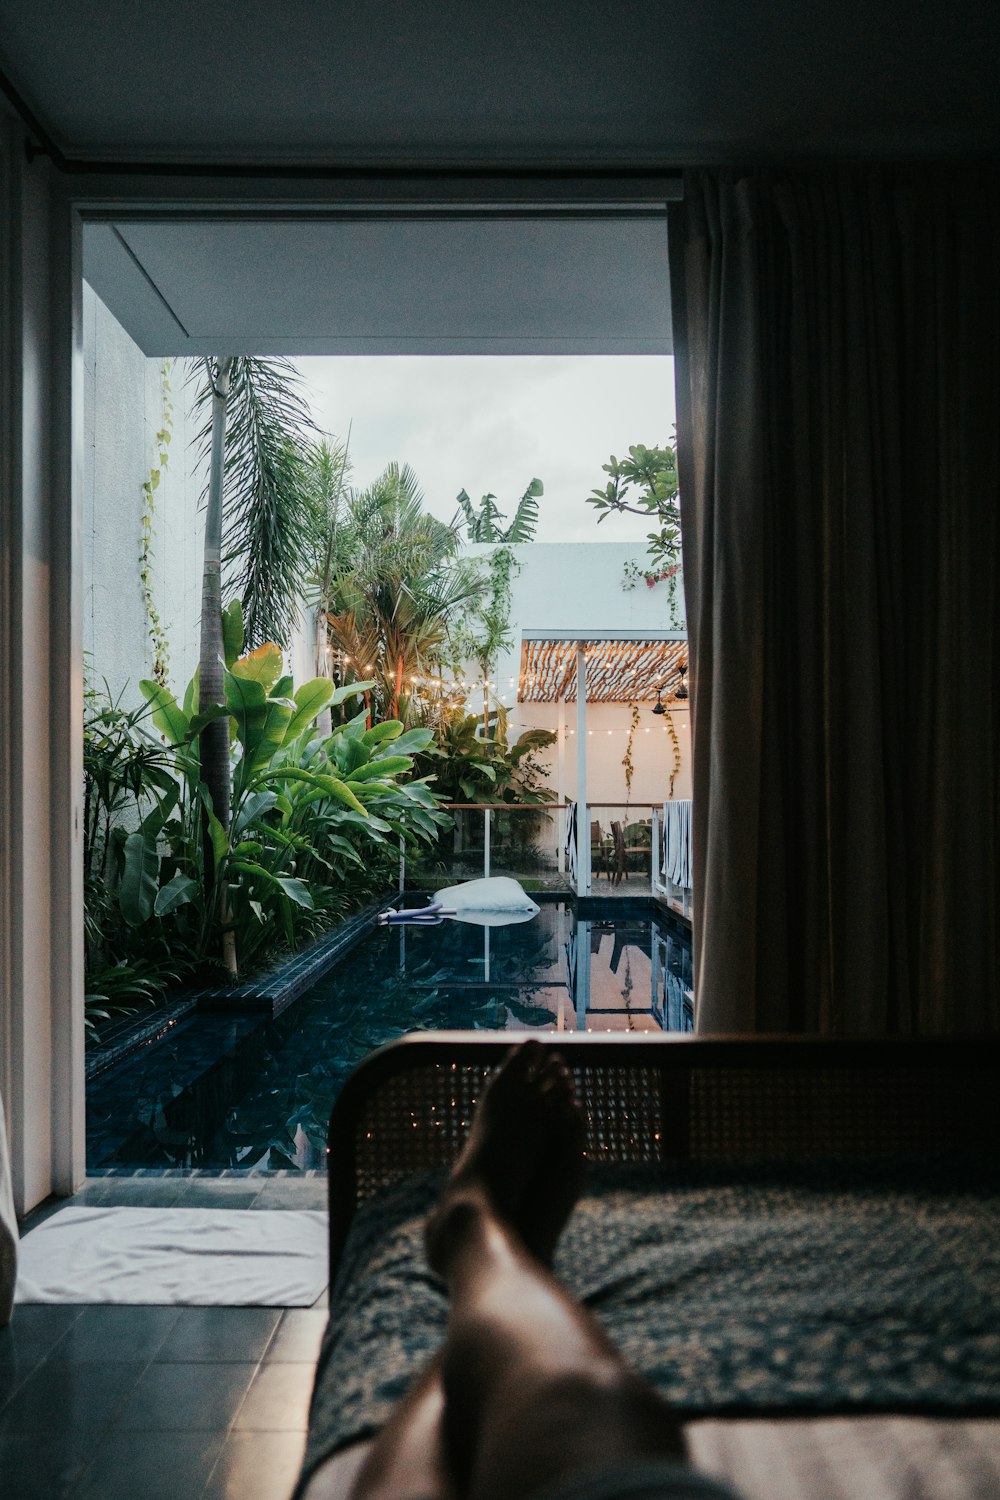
[298,1034,1000,1500]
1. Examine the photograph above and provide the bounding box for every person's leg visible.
[309,1041,687,1500]
[341,1040,590,1500]
[425,1041,686,1500]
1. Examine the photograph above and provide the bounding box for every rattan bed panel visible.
[353,1063,492,1199]
[687,1065,996,1160]
[348,1053,997,1203]
[351,1060,666,1200]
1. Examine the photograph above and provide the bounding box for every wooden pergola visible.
[517,631,688,894]
[518,632,688,704]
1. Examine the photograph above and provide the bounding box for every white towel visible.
[14,1206,327,1306]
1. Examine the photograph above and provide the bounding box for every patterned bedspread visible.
[298,1160,1000,1489]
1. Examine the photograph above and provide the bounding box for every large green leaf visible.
[282,678,336,744]
[229,860,315,909]
[182,668,200,720]
[310,773,369,815]
[186,704,229,739]
[153,872,198,917]
[224,669,294,773]
[250,701,295,774]
[252,765,369,816]
[234,789,279,835]
[348,756,413,782]
[379,727,433,757]
[232,641,284,692]
[222,599,244,669]
[330,678,376,708]
[139,681,189,745]
[205,806,229,870]
[139,782,179,840]
[273,876,314,909]
[362,720,403,747]
[119,832,159,927]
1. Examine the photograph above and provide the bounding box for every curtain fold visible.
[0,1090,17,1324]
[670,167,1000,1036]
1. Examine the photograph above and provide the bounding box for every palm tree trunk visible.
[199,356,237,977]
[393,653,404,718]
[314,606,332,737]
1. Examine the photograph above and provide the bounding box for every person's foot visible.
[425,1040,586,1273]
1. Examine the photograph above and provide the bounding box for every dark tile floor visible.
[2,1178,329,1500]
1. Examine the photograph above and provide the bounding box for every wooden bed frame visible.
[325,1031,1000,1280]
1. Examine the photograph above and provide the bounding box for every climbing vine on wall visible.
[139,361,174,686]
[622,701,641,802]
[663,703,682,798]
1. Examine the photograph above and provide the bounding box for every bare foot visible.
[426,1040,586,1272]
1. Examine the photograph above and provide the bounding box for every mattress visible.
[297,1158,1000,1494]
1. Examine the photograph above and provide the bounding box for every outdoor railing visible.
[406,803,568,890]
[404,800,692,905]
[566,801,663,896]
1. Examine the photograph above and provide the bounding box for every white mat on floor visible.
[14,1206,328,1306]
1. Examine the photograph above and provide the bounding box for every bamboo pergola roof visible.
[517,631,688,704]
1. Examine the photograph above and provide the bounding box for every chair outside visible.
[610,820,627,886]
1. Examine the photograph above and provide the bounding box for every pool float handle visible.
[378,902,457,926]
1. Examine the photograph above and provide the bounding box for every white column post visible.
[575,920,591,1028]
[483,807,491,878]
[556,695,566,874]
[576,645,589,895]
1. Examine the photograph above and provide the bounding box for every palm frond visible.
[191,357,320,650]
[505,477,544,542]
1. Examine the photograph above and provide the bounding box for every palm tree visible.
[191,356,319,972]
[455,477,543,541]
[323,463,481,721]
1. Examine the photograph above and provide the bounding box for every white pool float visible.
[433,876,540,927]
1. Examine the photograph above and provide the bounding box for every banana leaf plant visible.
[128,601,450,977]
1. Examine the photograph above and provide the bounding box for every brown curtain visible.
[669,168,1000,1036]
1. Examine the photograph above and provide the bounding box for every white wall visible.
[83,284,204,704]
[465,541,691,805]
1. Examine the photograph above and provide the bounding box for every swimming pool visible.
[86,900,693,1172]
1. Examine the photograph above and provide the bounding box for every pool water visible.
[86,901,693,1173]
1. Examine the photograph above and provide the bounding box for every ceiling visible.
[2,0,999,166]
[82,215,673,357]
[5,1,997,357]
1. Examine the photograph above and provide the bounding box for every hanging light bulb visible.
[652,685,666,716]
[674,663,689,701]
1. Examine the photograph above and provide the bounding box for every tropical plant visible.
[417,706,556,804]
[305,437,352,712]
[451,544,519,733]
[455,477,543,542]
[133,604,449,977]
[321,462,481,720]
[82,681,195,1034]
[586,442,680,574]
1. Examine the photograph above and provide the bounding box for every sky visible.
[293,356,676,545]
